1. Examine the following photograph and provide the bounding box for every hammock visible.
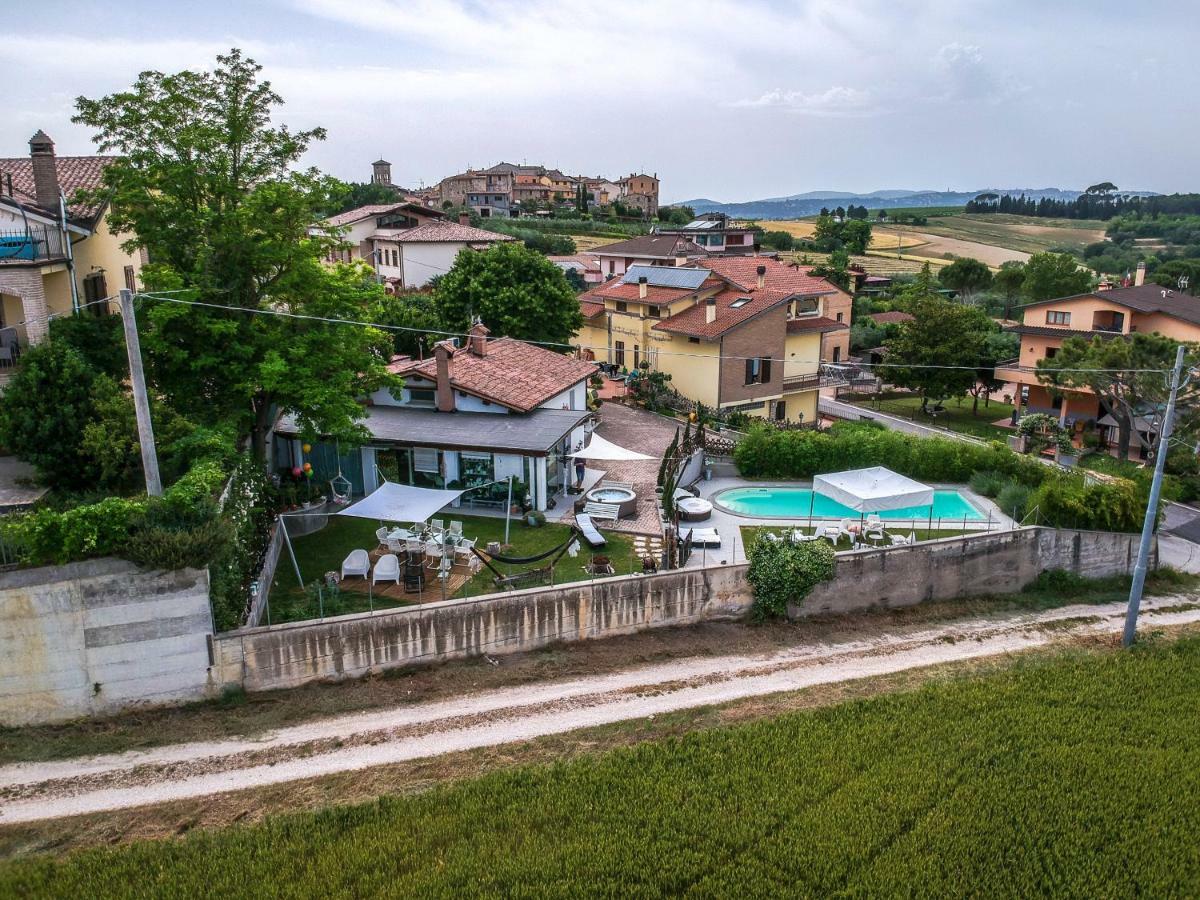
[482,532,579,565]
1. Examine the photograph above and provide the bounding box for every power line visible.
[135,291,1176,375]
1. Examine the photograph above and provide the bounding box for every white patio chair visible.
[430,518,446,536]
[385,536,406,553]
[865,514,883,530]
[889,532,916,547]
[817,523,841,543]
[375,526,390,546]
[449,520,463,539]
[454,537,476,566]
[372,553,401,586]
[341,549,370,580]
[837,518,859,547]
[424,540,444,569]
[791,529,821,543]
[405,537,425,556]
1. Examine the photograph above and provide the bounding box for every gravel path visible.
[2,595,1197,825]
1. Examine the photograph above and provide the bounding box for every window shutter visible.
[761,358,772,382]
[745,358,754,384]
[413,448,439,473]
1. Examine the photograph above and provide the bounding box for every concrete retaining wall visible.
[213,565,751,692]
[0,559,213,726]
[796,527,1149,617]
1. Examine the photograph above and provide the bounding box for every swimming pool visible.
[715,486,985,520]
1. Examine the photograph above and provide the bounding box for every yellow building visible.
[577,258,846,425]
[0,130,144,355]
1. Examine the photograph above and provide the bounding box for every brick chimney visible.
[459,212,471,226]
[1135,261,1146,287]
[756,264,766,290]
[433,340,456,412]
[638,275,648,299]
[468,320,490,357]
[705,297,717,325]
[29,130,60,214]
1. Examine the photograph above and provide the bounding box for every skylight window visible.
[729,297,752,309]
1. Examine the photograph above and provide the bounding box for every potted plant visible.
[1055,432,1079,467]
[526,509,546,527]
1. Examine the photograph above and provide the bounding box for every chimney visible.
[705,297,717,325]
[756,264,766,290]
[468,320,490,357]
[1135,261,1146,287]
[29,130,59,214]
[459,212,471,226]
[433,340,456,412]
[638,275,648,299]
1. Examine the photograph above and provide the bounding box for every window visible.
[608,261,615,274]
[82,272,107,316]
[648,305,662,318]
[413,448,439,473]
[688,336,700,344]
[123,265,136,291]
[615,301,628,313]
[1045,347,1058,359]
[833,346,842,363]
[835,311,844,322]
[744,357,772,385]
[407,388,436,407]
[1046,311,1071,325]
[614,340,625,367]
[458,452,493,487]
[730,297,751,309]
[633,345,640,369]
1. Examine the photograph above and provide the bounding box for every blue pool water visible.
[716,487,984,520]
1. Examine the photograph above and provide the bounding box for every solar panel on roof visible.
[620,265,709,290]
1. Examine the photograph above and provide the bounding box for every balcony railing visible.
[782,372,824,392]
[0,226,67,265]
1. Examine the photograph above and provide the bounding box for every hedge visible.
[733,422,1148,533]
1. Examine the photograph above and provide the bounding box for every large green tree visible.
[884,293,996,412]
[993,261,1027,317]
[73,50,397,459]
[939,257,993,301]
[1021,252,1093,301]
[434,242,583,347]
[1037,333,1200,459]
[841,219,872,254]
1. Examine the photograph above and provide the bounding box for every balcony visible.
[781,370,837,392]
[0,226,67,266]
[993,357,1039,385]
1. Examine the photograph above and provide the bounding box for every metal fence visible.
[244,521,286,628]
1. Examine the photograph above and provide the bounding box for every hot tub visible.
[676,496,713,522]
[586,485,638,518]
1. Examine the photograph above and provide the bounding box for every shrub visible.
[2,497,146,565]
[1026,568,1091,595]
[124,499,229,571]
[1028,473,1143,532]
[995,481,1032,521]
[746,537,836,620]
[969,470,1006,498]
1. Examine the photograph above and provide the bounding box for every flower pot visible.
[1008,435,1029,453]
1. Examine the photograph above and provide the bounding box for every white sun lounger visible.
[575,513,607,548]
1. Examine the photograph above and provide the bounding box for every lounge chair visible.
[430,518,445,536]
[424,540,445,569]
[454,537,476,566]
[682,527,720,548]
[817,524,841,543]
[575,513,607,549]
[449,520,463,539]
[791,529,821,543]
[372,553,401,586]
[341,549,370,580]
[583,501,620,522]
[889,532,916,547]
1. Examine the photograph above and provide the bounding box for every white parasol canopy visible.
[813,466,934,514]
[571,433,653,461]
[336,482,464,523]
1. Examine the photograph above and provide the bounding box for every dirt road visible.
[2,595,1196,825]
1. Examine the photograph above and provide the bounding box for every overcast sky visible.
[4,0,1195,203]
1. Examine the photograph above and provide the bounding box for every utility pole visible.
[1123,343,1188,647]
[118,289,163,497]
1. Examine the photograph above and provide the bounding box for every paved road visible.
[3,594,1198,825]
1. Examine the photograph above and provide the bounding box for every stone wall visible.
[0,559,213,726]
[213,564,751,693]
[796,527,1149,617]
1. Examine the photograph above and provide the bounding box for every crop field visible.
[6,633,1200,896]
[898,214,1107,257]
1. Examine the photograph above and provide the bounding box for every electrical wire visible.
[134,292,1177,375]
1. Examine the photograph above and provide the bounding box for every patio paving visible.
[0,456,47,511]
[568,401,680,537]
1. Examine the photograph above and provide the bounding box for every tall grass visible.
[7,635,1200,896]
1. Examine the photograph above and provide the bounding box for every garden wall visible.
[0,559,213,726]
[212,527,1150,693]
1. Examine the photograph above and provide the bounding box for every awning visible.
[571,433,653,461]
[813,466,934,514]
[336,482,464,523]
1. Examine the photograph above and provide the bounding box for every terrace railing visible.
[0,225,67,265]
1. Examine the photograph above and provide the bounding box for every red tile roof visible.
[590,234,704,258]
[0,155,117,225]
[652,287,792,339]
[376,220,515,244]
[388,336,597,413]
[325,202,444,228]
[868,311,915,324]
[697,256,836,296]
[580,299,605,320]
[580,279,707,304]
[787,316,849,334]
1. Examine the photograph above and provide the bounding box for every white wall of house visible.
[399,242,471,288]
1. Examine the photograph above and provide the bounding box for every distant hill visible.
[670,188,1157,220]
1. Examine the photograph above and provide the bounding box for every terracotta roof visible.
[0,155,117,225]
[652,287,790,340]
[1003,324,1118,340]
[548,254,601,271]
[1017,284,1200,329]
[868,311,915,324]
[697,256,836,296]
[590,234,704,258]
[376,221,515,243]
[787,316,848,334]
[325,202,443,228]
[581,279,709,304]
[580,299,606,320]
[388,336,596,413]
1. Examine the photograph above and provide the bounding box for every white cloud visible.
[728,85,877,117]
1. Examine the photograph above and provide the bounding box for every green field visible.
[7,633,1200,896]
[910,214,1107,256]
[846,391,1018,440]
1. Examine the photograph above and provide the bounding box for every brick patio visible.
[571,401,681,537]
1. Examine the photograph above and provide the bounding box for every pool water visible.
[716,486,985,520]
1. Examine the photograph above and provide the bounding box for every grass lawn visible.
[847,391,1017,441]
[1078,451,1150,481]
[268,514,642,623]
[9,632,1200,895]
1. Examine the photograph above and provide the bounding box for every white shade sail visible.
[570,433,653,461]
[336,482,464,523]
[813,466,934,513]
